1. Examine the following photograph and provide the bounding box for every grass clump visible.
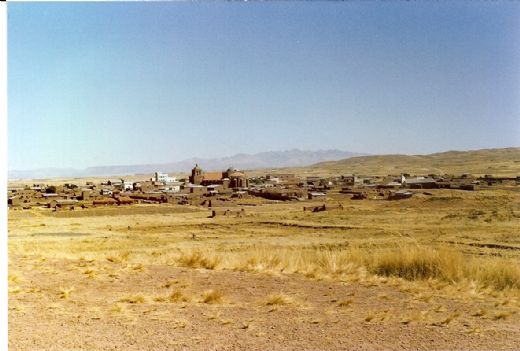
[440,312,459,325]
[110,304,128,313]
[372,247,464,282]
[265,293,293,306]
[471,259,520,290]
[493,311,511,320]
[370,246,520,291]
[201,290,224,304]
[338,299,353,308]
[59,287,74,299]
[169,290,191,303]
[119,295,146,304]
[176,251,221,270]
[106,251,130,264]
[8,273,21,284]
[9,286,22,294]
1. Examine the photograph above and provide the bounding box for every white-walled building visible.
[154,172,177,184]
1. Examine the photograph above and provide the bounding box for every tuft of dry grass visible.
[83,269,95,279]
[162,279,190,289]
[26,286,42,294]
[9,286,22,294]
[364,314,375,322]
[493,311,511,320]
[470,259,520,290]
[130,263,145,272]
[162,280,179,288]
[168,290,191,303]
[438,312,460,325]
[119,295,146,304]
[369,246,520,291]
[402,311,429,325]
[201,290,224,304]
[372,247,465,282]
[106,251,131,264]
[110,304,128,313]
[472,309,487,317]
[8,273,21,284]
[176,251,221,270]
[338,299,353,308]
[59,287,74,299]
[153,296,167,303]
[265,293,293,306]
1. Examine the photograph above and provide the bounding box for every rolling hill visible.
[260,148,520,177]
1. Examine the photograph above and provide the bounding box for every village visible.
[8,163,520,213]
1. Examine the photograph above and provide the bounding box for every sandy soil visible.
[9,253,520,350]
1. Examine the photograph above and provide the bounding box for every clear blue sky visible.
[8,2,520,170]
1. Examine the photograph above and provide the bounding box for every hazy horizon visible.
[8,2,520,170]
[8,146,520,174]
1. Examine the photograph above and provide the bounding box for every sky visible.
[7,1,520,170]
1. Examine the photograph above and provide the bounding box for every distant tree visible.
[46,185,57,194]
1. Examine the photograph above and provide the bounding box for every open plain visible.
[8,184,520,350]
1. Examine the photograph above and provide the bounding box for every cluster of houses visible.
[7,164,520,211]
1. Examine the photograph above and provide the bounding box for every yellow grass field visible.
[8,184,520,350]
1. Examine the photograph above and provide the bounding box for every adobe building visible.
[189,164,204,185]
[189,164,247,189]
[226,168,248,188]
[266,173,297,183]
[341,174,356,186]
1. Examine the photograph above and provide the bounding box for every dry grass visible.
[364,247,520,291]
[470,260,520,290]
[119,295,146,304]
[59,287,74,299]
[493,311,512,320]
[106,251,131,264]
[364,314,375,322]
[83,269,96,279]
[8,273,21,284]
[110,304,128,314]
[9,286,22,294]
[265,293,294,306]
[372,247,465,282]
[168,290,191,303]
[8,185,520,348]
[471,309,487,317]
[176,251,221,270]
[201,290,224,304]
[439,312,460,325]
[337,299,353,308]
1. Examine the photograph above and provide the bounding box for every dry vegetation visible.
[8,184,520,350]
[250,147,520,178]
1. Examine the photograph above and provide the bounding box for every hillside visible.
[258,148,520,177]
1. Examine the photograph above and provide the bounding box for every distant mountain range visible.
[8,149,365,180]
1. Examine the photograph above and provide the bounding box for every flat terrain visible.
[8,187,520,350]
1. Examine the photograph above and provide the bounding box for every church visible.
[189,164,248,189]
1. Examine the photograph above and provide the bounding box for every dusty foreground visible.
[8,259,520,350]
[8,189,520,350]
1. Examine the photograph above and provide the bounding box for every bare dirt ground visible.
[9,256,520,351]
[8,188,520,350]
